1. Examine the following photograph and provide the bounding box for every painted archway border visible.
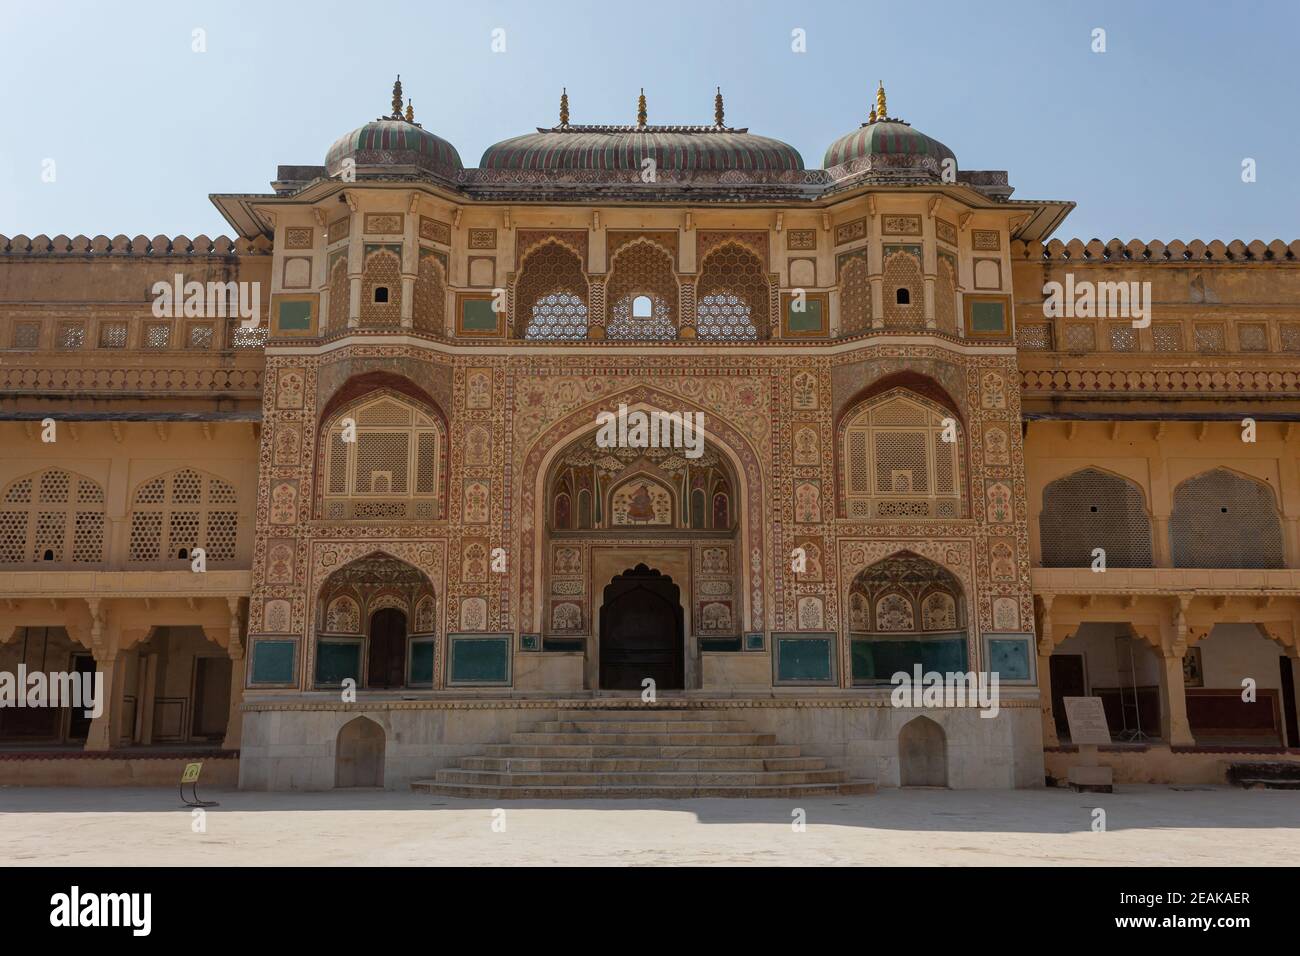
[838,538,978,687]
[519,386,767,633]
[304,540,447,690]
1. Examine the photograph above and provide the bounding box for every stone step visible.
[459,756,828,773]
[412,780,878,799]
[509,731,777,747]
[435,768,848,788]
[483,743,803,759]
[554,709,736,722]
[532,719,752,734]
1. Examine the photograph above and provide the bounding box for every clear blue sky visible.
[2,0,1296,242]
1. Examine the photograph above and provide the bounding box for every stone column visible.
[1157,597,1196,747]
[222,597,246,750]
[84,649,123,751]
[1285,646,1300,748]
[399,274,416,329]
[1036,594,1059,746]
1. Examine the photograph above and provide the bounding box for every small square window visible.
[373,286,390,304]
[144,323,171,349]
[1281,324,1300,352]
[1016,323,1052,351]
[1108,324,1138,352]
[1237,323,1268,352]
[1194,324,1226,353]
[57,323,85,350]
[11,322,40,349]
[98,322,127,349]
[1152,323,1184,352]
[186,323,214,350]
[1063,323,1096,352]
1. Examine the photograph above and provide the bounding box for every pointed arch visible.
[127,467,238,566]
[1040,467,1153,568]
[697,241,768,340]
[514,238,589,339]
[0,468,106,567]
[606,238,678,340]
[1171,468,1284,568]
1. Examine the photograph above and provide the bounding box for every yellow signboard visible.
[181,762,203,784]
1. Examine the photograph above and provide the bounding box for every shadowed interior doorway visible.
[599,564,684,690]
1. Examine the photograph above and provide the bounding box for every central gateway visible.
[599,565,685,690]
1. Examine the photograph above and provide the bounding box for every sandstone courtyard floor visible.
[0,785,1296,866]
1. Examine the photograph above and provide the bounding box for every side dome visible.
[324,77,463,180]
[823,84,955,178]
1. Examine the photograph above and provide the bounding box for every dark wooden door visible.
[599,564,683,690]
[1279,656,1299,747]
[367,609,407,689]
[1049,654,1087,739]
[66,654,97,740]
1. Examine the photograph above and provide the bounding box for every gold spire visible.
[405,98,414,123]
[637,88,647,127]
[875,80,887,122]
[560,87,570,127]
[868,106,877,124]
[391,75,404,119]
[714,87,725,127]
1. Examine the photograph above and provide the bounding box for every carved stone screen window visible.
[98,322,128,349]
[1194,323,1226,353]
[128,468,238,565]
[837,251,870,336]
[322,394,445,521]
[0,469,105,567]
[842,391,963,519]
[881,248,924,328]
[1107,324,1137,352]
[1281,323,1300,352]
[1151,323,1184,352]
[11,322,40,349]
[517,242,589,340]
[57,322,85,350]
[696,243,765,340]
[1040,468,1153,568]
[144,322,171,349]
[1017,323,1052,350]
[413,252,447,333]
[1170,468,1284,569]
[186,323,214,350]
[607,241,677,341]
[228,320,268,349]
[1237,323,1268,352]
[361,249,402,326]
[1063,323,1096,352]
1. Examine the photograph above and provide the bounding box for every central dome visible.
[324,76,463,181]
[479,88,804,176]
[823,83,956,176]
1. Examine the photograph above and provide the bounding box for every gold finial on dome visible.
[560,88,570,127]
[405,99,414,123]
[868,106,877,124]
[714,87,725,127]
[876,80,887,122]
[637,88,647,127]
[391,75,404,119]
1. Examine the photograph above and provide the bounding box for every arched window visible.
[696,242,767,340]
[1040,468,1153,568]
[361,248,401,326]
[128,468,238,565]
[1171,468,1284,568]
[516,241,589,339]
[327,255,349,332]
[0,469,105,567]
[321,392,446,521]
[841,389,964,519]
[413,251,447,333]
[882,248,924,327]
[607,241,677,340]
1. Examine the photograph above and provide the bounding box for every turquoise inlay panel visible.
[315,640,361,685]
[987,636,1032,681]
[970,300,1007,333]
[409,640,435,684]
[700,637,742,652]
[277,300,312,331]
[786,298,824,334]
[744,632,765,652]
[850,634,968,682]
[251,639,295,685]
[462,298,499,332]
[449,634,511,684]
[519,633,540,652]
[774,634,834,683]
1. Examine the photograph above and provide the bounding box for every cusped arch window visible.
[840,389,965,519]
[607,240,678,341]
[128,468,238,566]
[1170,468,1284,568]
[696,242,767,340]
[0,469,106,567]
[1040,468,1153,568]
[321,392,446,522]
[515,241,589,340]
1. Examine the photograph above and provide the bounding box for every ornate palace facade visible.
[2,80,1297,791]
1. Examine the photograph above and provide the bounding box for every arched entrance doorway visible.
[899,716,948,787]
[367,608,407,689]
[599,564,684,690]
